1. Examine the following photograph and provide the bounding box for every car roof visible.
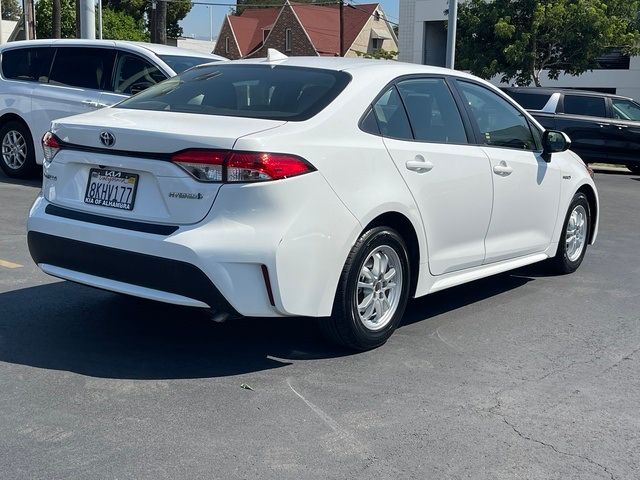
[0,39,225,60]
[503,86,632,101]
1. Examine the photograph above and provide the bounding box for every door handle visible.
[81,99,97,108]
[405,155,434,173]
[493,161,513,176]
[597,123,608,128]
[615,124,628,129]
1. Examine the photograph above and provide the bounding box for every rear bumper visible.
[28,231,237,312]
[27,172,361,317]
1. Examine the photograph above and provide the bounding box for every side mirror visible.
[542,130,571,161]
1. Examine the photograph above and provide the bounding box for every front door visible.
[374,78,494,275]
[454,80,562,263]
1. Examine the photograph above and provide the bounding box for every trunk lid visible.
[46,108,286,226]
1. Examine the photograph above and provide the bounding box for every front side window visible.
[1,47,54,82]
[457,80,537,151]
[371,86,413,140]
[158,55,219,74]
[611,98,640,121]
[115,64,351,121]
[563,95,606,118]
[49,47,116,90]
[113,53,166,95]
[396,78,467,144]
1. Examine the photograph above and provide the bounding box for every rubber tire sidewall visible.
[330,227,410,351]
[0,121,37,179]
[552,192,590,274]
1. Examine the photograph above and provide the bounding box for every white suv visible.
[0,39,225,178]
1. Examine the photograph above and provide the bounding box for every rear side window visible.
[371,86,413,140]
[506,91,551,110]
[563,95,606,118]
[115,64,352,121]
[396,78,467,144]
[49,47,116,90]
[1,47,53,82]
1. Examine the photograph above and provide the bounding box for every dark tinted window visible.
[371,86,413,140]
[563,95,606,117]
[397,78,467,143]
[506,91,551,110]
[49,47,116,90]
[1,47,53,82]
[457,81,537,151]
[360,107,380,135]
[116,64,351,121]
[113,53,166,95]
[158,54,219,73]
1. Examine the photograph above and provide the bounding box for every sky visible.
[179,0,400,41]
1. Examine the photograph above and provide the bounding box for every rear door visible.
[375,77,494,275]
[454,80,561,263]
[98,50,169,107]
[31,47,115,153]
[556,93,611,163]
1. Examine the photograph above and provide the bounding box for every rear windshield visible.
[158,54,220,73]
[115,64,352,121]
[505,91,552,110]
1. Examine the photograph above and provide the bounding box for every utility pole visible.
[209,5,213,43]
[445,0,458,69]
[53,0,62,38]
[98,0,103,39]
[339,0,344,56]
[0,1,3,45]
[23,0,35,39]
[151,0,167,44]
[79,0,96,38]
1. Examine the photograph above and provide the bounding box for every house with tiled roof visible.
[214,1,398,59]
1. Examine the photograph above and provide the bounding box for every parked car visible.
[503,87,640,174]
[27,55,598,350]
[0,39,225,178]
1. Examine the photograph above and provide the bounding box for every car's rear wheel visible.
[549,192,590,274]
[627,164,640,175]
[320,227,410,351]
[0,121,37,178]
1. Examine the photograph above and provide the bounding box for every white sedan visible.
[27,54,598,350]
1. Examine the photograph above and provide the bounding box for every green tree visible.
[36,0,148,40]
[457,0,640,86]
[354,48,398,60]
[2,0,22,21]
[104,0,191,39]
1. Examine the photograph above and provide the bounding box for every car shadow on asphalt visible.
[0,170,42,188]
[0,271,536,380]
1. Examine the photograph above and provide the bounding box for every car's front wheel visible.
[549,192,591,274]
[320,227,410,351]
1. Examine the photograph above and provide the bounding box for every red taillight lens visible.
[42,132,61,162]
[171,149,314,183]
[171,149,226,182]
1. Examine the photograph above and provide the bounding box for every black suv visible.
[503,87,640,174]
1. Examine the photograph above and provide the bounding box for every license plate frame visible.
[84,168,139,211]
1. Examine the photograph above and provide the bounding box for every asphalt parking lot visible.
[0,170,638,480]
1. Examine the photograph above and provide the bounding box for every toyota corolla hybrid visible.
[27,53,598,350]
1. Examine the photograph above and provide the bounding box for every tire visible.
[0,120,37,179]
[627,164,640,175]
[548,192,590,274]
[319,226,411,351]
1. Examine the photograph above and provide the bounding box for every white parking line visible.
[0,259,22,269]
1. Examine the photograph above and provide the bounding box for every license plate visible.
[84,168,139,211]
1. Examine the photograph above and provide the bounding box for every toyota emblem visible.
[99,131,116,147]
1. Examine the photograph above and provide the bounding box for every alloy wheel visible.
[2,130,27,170]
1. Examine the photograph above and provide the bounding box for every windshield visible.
[158,54,220,73]
[612,98,640,121]
[115,64,352,121]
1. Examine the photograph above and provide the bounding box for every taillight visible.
[171,149,314,183]
[42,132,61,162]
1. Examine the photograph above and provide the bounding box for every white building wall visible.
[400,0,640,101]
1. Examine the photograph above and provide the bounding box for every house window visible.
[263,29,270,42]
[374,11,380,21]
[225,37,229,54]
[371,38,383,50]
[285,28,292,52]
